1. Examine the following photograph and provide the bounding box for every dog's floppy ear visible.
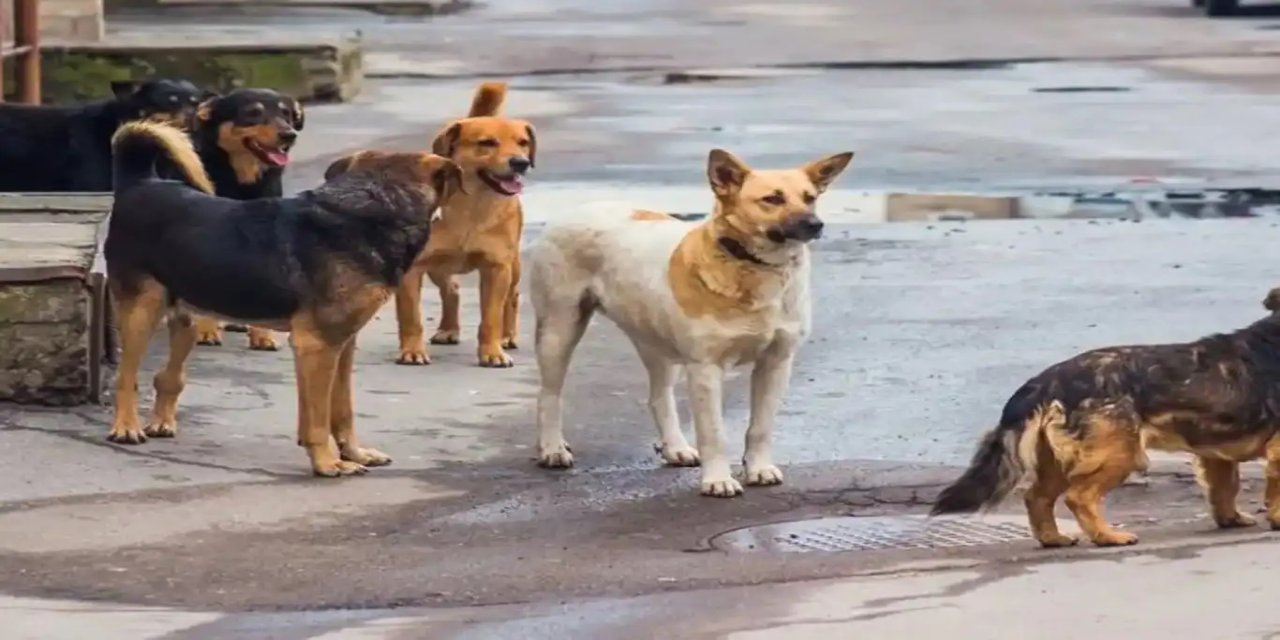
[324,153,359,181]
[110,80,140,101]
[1264,287,1280,312]
[707,148,750,199]
[801,152,854,194]
[428,155,466,204]
[525,123,537,169]
[288,98,306,131]
[431,122,463,158]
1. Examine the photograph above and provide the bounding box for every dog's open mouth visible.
[479,169,524,196]
[244,138,291,168]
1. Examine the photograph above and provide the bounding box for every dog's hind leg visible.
[1059,399,1143,546]
[635,344,697,467]
[1194,457,1256,529]
[291,322,364,477]
[1264,436,1280,530]
[194,315,223,346]
[144,313,198,438]
[534,294,594,469]
[246,326,280,351]
[396,266,432,364]
[107,280,167,444]
[1025,437,1076,548]
[331,338,391,467]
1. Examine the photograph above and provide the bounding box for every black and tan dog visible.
[933,289,1280,547]
[0,78,208,192]
[183,88,306,351]
[105,120,461,476]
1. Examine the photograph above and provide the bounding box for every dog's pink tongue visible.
[499,175,523,195]
[267,150,290,166]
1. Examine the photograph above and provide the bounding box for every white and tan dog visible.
[527,148,853,497]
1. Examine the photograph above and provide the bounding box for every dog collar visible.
[717,237,773,267]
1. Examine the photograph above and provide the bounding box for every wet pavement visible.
[10,0,1280,637]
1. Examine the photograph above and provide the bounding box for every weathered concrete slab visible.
[34,32,363,103]
[0,194,112,406]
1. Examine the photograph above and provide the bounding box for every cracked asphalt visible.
[9,0,1280,638]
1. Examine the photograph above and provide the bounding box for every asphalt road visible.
[8,0,1280,637]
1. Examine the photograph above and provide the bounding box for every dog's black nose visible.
[783,214,824,241]
[279,129,298,145]
[508,156,531,174]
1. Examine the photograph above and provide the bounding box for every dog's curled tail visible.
[468,81,508,117]
[111,120,214,195]
[930,393,1064,516]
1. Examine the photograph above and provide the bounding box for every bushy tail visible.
[468,81,508,117]
[930,398,1063,516]
[111,120,214,195]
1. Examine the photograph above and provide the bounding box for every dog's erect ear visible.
[431,122,463,158]
[707,148,751,199]
[525,123,537,169]
[428,156,466,204]
[288,98,306,131]
[1264,287,1280,312]
[801,152,854,194]
[110,80,140,101]
[195,97,217,124]
[324,154,358,181]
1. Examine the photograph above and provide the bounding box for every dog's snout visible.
[278,129,298,145]
[508,156,532,174]
[790,214,824,241]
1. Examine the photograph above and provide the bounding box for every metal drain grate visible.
[711,515,1073,553]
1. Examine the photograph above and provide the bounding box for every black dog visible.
[104,120,461,477]
[185,88,306,349]
[0,78,209,192]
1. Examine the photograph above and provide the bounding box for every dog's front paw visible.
[430,329,461,345]
[396,347,431,365]
[143,417,177,438]
[107,422,147,444]
[701,476,744,498]
[340,445,392,467]
[655,443,700,467]
[1215,512,1257,529]
[478,346,514,368]
[1037,533,1079,549]
[501,336,519,350]
[247,330,279,351]
[1091,530,1139,547]
[744,463,784,486]
[196,328,223,346]
[313,460,369,477]
[537,444,575,469]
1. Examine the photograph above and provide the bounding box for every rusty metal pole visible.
[14,0,39,104]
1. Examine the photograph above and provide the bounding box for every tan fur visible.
[108,148,459,476]
[528,148,853,497]
[469,82,508,117]
[112,121,215,194]
[630,209,675,221]
[388,81,535,367]
[1019,394,1275,548]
